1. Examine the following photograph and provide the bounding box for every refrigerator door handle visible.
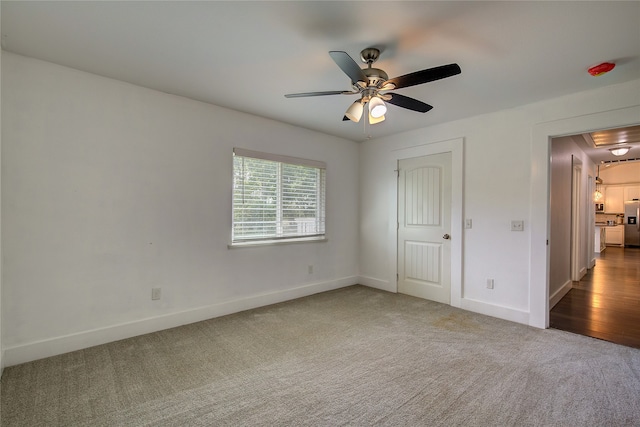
[637,206,639,231]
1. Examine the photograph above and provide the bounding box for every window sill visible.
[228,236,327,249]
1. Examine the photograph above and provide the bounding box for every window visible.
[232,148,326,244]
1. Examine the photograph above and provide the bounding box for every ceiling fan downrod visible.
[357,48,389,88]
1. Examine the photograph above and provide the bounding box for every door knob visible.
[443,234,451,240]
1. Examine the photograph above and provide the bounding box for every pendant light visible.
[594,165,603,202]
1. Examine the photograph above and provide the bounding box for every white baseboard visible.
[460,298,530,326]
[579,267,587,280]
[358,275,395,293]
[358,276,530,326]
[3,276,358,367]
[549,279,573,310]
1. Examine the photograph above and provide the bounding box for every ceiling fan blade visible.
[285,90,355,98]
[386,93,433,113]
[384,63,461,90]
[329,51,368,84]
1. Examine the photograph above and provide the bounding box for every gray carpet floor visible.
[1,285,639,426]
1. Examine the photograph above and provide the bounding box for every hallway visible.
[550,246,640,348]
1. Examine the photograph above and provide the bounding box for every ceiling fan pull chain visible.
[363,107,367,135]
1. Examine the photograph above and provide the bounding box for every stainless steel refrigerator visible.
[624,200,640,247]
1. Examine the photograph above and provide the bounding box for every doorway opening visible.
[548,124,640,348]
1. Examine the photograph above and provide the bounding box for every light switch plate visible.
[511,220,524,231]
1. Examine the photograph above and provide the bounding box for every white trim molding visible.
[359,275,395,293]
[3,276,359,367]
[549,280,572,310]
[460,298,530,325]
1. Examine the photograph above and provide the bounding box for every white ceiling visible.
[1,1,639,143]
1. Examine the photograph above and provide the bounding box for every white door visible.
[398,153,452,304]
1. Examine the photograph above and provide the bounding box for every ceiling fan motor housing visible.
[358,48,388,87]
[362,68,388,87]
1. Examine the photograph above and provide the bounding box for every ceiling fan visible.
[285,48,461,125]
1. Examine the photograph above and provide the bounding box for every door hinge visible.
[397,222,400,230]
[395,169,399,178]
[397,273,399,282]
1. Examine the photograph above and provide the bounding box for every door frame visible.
[587,174,596,269]
[530,105,640,328]
[388,137,464,308]
[570,157,582,281]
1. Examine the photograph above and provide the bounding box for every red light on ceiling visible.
[588,62,615,76]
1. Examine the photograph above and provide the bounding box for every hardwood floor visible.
[550,246,640,348]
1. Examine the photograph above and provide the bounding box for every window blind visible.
[232,149,326,243]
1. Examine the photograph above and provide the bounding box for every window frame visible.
[230,148,327,247]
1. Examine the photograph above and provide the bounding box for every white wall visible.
[1,52,360,365]
[0,5,4,376]
[359,78,640,327]
[548,137,575,302]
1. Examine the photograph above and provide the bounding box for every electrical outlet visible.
[465,218,472,229]
[151,287,161,300]
[308,265,314,274]
[486,279,494,289]
[511,220,524,231]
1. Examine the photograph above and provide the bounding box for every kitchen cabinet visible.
[624,186,640,201]
[605,186,624,213]
[605,226,624,246]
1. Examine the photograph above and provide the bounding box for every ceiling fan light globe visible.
[369,97,387,118]
[369,113,385,125]
[345,101,364,122]
[370,104,387,118]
